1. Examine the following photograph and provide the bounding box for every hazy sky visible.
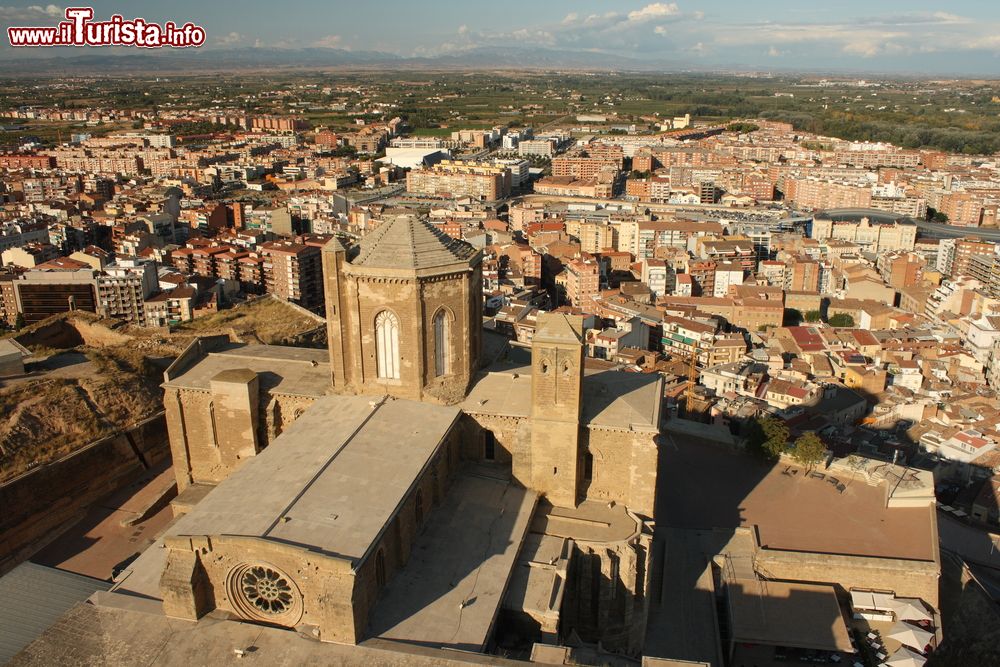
[3,1,1000,74]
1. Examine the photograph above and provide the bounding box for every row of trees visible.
[783,309,853,327]
[746,416,827,470]
[762,110,1000,155]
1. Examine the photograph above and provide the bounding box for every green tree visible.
[747,416,789,461]
[791,432,826,472]
[827,313,855,328]
[804,310,822,323]
[14,313,25,331]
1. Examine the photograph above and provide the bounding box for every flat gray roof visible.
[115,395,460,599]
[729,579,854,652]
[0,337,29,361]
[162,344,330,397]
[502,533,568,620]
[463,365,661,432]
[532,500,640,543]
[10,602,530,666]
[367,472,537,652]
[644,528,726,667]
[0,562,111,665]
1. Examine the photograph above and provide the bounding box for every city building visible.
[260,241,324,311]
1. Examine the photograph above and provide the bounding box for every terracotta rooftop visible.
[33,257,91,271]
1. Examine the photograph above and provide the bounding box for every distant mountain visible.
[0,45,673,75]
[427,46,660,70]
[0,47,402,75]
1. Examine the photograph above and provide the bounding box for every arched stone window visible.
[375,310,400,380]
[433,309,451,377]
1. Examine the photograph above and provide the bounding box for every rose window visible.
[240,566,293,614]
[227,562,302,625]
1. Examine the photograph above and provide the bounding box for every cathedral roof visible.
[351,214,478,271]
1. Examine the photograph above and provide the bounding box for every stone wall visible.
[0,412,169,574]
[459,413,523,469]
[165,384,319,492]
[755,548,940,608]
[459,415,658,517]
[162,534,360,643]
[332,270,479,404]
[419,273,478,404]
[560,524,654,656]
[581,427,658,519]
[262,393,317,442]
[162,426,462,644]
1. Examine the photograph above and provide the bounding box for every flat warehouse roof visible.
[729,579,854,652]
[659,437,936,562]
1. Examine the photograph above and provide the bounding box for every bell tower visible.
[529,312,584,508]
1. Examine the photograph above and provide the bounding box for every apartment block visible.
[260,240,324,310]
[406,160,511,200]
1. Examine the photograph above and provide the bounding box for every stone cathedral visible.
[116,214,662,656]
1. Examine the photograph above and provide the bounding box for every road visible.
[516,192,799,219]
[819,207,1000,241]
[536,112,574,133]
[913,218,1000,240]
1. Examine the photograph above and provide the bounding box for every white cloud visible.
[313,34,343,49]
[413,5,1000,66]
[216,31,245,46]
[0,4,62,21]
[931,12,967,24]
[627,3,680,24]
[965,33,1000,50]
[713,21,916,58]
[455,3,704,57]
[508,28,556,46]
[584,12,619,26]
[706,11,1000,59]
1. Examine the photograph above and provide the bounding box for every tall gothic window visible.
[375,310,400,380]
[433,309,450,377]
